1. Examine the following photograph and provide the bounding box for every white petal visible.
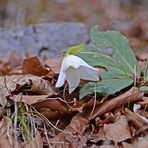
[55,71,66,87]
[62,55,84,69]
[78,66,99,81]
[66,69,80,93]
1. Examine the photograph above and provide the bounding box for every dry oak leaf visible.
[104,115,131,143]
[44,56,63,74]
[10,95,69,113]
[22,56,49,76]
[50,113,89,148]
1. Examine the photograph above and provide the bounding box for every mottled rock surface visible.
[0,23,89,58]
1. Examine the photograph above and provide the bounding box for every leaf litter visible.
[0,28,148,148]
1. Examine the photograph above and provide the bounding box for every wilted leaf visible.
[104,115,131,142]
[23,56,49,76]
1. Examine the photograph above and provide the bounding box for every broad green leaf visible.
[144,60,148,81]
[77,47,130,79]
[80,79,133,99]
[66,44,85,55]
[78,48,128,74]
[90,26,140,76]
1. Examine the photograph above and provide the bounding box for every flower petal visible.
[55,71,66,87]
[66,69,80,93]
[78,66,99,81]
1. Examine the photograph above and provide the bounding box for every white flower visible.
[56,55,99,93]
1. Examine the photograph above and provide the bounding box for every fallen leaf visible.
[23,56,49,76]
[95,112,114,126]
[9,94,49,105]
[89,127,106,143]
[88,87,144,120]
[138,97,148,106]
[125,107,143,127]
[30,76,55,95]
[104,115,131,142]
[9,95,69,113]
[50,113,89,148]
[45,56,62,74]
[39,109,62,120]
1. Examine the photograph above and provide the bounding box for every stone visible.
[0,23,89,58]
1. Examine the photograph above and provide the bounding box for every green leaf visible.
[144,60,148,81]
[80,79,133,99]
[90,26,140,76]
[77,47,130,79]
[66,44,85,55]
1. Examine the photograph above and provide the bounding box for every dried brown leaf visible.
[124,108,145,129]
[10,95,69,113]
[30,76,55,95]
[138,97,148,106]
[33,98,69,113]
[45,56,62,74]
[88,87,144,120]
[9,94,49,105]
[95,112,114,126]
[50,113,89,148]
[104,115,131,143]
[40,109,62,120]
[23,56,49,76]
[90,127,106,143]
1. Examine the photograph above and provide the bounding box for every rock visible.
[0,23,89,58]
